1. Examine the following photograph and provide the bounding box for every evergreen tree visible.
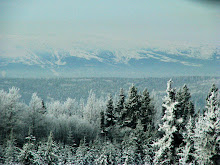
[67,128,75,146]
[95,141,119,165]
[161,79,176,117]
[28,93,47,139]
[176,84,194,130]
[115,88,125,125]
[194,85,220,164]
[178,117,196,164]
[121,133,138,165]
[188,100,195,118]
[123,84,140,129]
[139,88,155,131]
[143,125,156,164]
[75,137,89,164]
[3,130,19,164]
[19,131,41,165]
[100,111,106,137]
[88,138,102,164]
[105,94,115,128]
[206,84,218,103]
[57,144,75,164]
[154,79,181,164]
[105,94,115,139]
[132,120,146,163]
[37,132,59,165]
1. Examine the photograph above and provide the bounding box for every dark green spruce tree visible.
[123,84,141,129]
[176,84,194,131]
[105,94,115,140]
[115,88,125,126]
[139,88,155,131]
[100,111,106,137]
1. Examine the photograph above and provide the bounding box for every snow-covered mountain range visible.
[0,36,219,78]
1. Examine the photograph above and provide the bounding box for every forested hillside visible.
[0,79,219,164]
[0,76,219,109]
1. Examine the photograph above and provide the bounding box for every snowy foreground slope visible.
[0,78,219,164]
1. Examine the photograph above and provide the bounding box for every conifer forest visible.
[0,78,219,165]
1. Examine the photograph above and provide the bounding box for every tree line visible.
[0,80,219,164]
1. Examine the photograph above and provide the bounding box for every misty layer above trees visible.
[0,80,219,164]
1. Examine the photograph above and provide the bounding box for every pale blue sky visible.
[0,0,219,44]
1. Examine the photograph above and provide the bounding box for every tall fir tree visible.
[206,84,218,102]
[154,79,182,165]
[123,84,140,129]
[95,141,120,165]
[132,120,146,163]
[105,94,115,140]
[178,117,196,164]
[28,93,47,139]
[161,80,176,116]
[66,128,75,146]
[188,101,195,118]
[37,132,59,165]
[139,88,155,131]
[100,111,106,137]
[194,85,220,164]
[115,88,125,125]
[121,133,139,165]
[176,84,194,131]
[75,137,89,164]
[3,130,19,164]
[19,130,40,165]
[105,94,115,129]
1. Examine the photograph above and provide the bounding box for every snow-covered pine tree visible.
[105,94,115,139]
[57,143,75,164]
[161,80,176,116]
[37,132,59,164]
[111,89,126,141]
[95,141,119,165]
[115,88,125,125]
[139,88,155,131]
[19,130,41,164]
[75,137,89,164]
[178,116,196,164]
[194,85,220,164]
[153,79,181,165]
[100,110,106,137]
[181,85,191,120]
[88,138,102,164]
[3,130,19,164]
[206,84,218,104]
[105,94,115,127]
[67,128,75,146]
[176,84,194,131]
[132,119,146,163]
[28,93,47,139]
[121,133,138,165]
[123,84,140,129]
[188,100,195,118]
